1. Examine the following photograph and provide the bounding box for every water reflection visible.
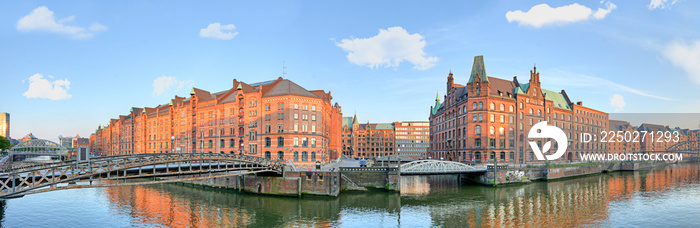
[2,163,699,227]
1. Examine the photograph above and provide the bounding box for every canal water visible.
[1,163,699,227]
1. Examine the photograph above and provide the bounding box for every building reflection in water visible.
[99,163,700,227]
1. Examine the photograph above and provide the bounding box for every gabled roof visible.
[609,120,632,131]
[467,55,489,84]
[262,78,319,98]
[488,77,516,97]
[542,88,572,111]
[342,117,354,130]
[638,123,669,132]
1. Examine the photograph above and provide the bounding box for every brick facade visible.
[93,77,342,165]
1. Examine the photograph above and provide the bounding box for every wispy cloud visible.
[506,2,616,28]
[152,75,191,96]
[23,73,72,100]
[648,0,678,10]
[16,6,106,39]
[200,23,238,40]
[663,40,700,86]
[542,70,672,101]
[336,27,438,70]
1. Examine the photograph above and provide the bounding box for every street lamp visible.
[171,136,175,153]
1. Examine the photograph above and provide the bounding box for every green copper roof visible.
[342,117,354,130]
[519,83,530,93]
[467,55,489,84]
[374,123,395,130]
[431,91,442,115]
[542,88,571,111]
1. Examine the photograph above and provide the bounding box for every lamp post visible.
[171,136,175,153]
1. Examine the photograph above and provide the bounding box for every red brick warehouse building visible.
[429,56,609,164]
[93,77,343,166]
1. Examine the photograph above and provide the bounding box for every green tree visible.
[0,136,11,150]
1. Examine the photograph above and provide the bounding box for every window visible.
[475,138,481,148]
[509,105,514,112]
[294,113,298,119]
[278,103,284,110]
[311,115,316,121]
[478,102,483,110]
[277,151,284,160]
[490,103,495,110]
[302,137,308,147]
[473,103,477,110]
[529,108,533,115]
[476,88,480,95]
[208,140,212,148]
[499,127,504,136]
[302,151,308,161]
[472,114,477,122]
[278,123,284,133]
[312,105,316,111]
[278,137,284,147]
[489,138,496,148]
[475,125,481,135]
[500,115,505,123]
[265,137,271,147]
[230,139,235,147]
[478,113,483,121]
[294,123,298,132]
[265,151,271,159]
[294,137,299,146]
[220,139,225,148]
[490,114,494,122]
[294,151,299,161]
[311,138,316,147]
[489,126,495,135]
[311,152,316,161]
[294,104,299,109]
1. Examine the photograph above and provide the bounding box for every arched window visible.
[474,152,482,161]
[500,104,505,111]
[499,127,504,135]
[478,102,483,110]
[509,105,514,112]
[311,138,316,147]
[278,137,284,146]
[208,140,212,148]
[537,110,541,116]
[473,102,477,110]
[490,126,495,135]
[302,151,308,161]
[509,152,515,161]
[490,103,495,110]
[500,152,506,161]
[475,125,481,135]
[529,108,533,114]
[277,151,284,160]
[265,151,271,159]
[311,152,316,161]
[265,137,271,147]
[294,151,299,161]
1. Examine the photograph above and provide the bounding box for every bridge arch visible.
[666,141,700,153]
[0,153,285,198]
[400,160,485,175]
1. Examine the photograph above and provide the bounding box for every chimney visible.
[576,101,583,106]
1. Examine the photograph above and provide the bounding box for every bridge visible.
[399,160,486,175]
[0,153,285,199]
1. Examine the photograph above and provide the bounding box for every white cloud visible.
[506,2,617,28]
[16,6,106,39]
[336,27,438,70]
[153,75,189,96]
[648,0,677,10]
[663,40,700,85]
[23,73,72,100]
[609,94,626,112]
[199,23,238,40]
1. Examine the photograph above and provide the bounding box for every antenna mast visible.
[282,61,287,78]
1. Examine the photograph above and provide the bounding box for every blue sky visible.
[1,0,699,142]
